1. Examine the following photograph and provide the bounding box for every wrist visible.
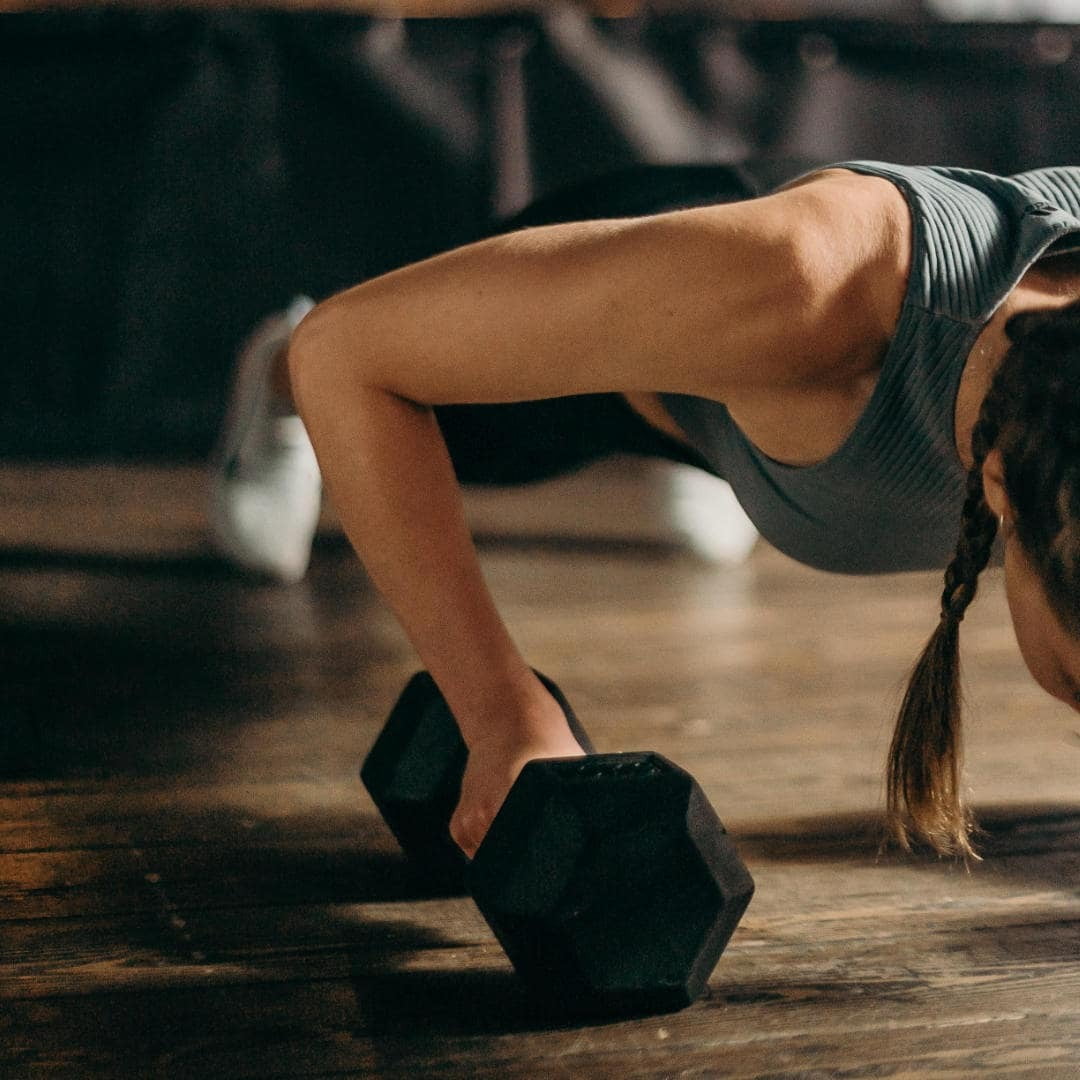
[455,671,577,753]
[465,694,574,753]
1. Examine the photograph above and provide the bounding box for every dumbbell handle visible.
[361,668,593,889]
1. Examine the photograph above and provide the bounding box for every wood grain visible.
[2,463,1078,1079]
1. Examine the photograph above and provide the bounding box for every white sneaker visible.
[209,297,321,584]
[463,458,758,564]
[665,464,759,564]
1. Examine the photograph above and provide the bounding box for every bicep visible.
[290,196,827,408]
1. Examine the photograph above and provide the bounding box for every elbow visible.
[286,298,359,419]
[287,296,422,436]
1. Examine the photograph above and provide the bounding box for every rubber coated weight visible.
[468,752,755,1017]
[360,670,595,891]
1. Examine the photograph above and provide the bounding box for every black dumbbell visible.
[361,671,755,1017]
[360,670,595,892]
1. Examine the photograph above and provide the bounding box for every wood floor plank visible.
[4,956,1079,1078]
[3,464,1079,1077]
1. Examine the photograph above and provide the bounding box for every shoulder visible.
[775,166,912,277]
[573,168,912,403]
[748,167,912,380]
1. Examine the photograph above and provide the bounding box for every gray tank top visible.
[660,161,1080,574]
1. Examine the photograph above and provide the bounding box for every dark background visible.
[4,9,1079,460]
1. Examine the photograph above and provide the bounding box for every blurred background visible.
[3,1,1079,462]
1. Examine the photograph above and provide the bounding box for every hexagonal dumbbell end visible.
[467,752,754,1017]
[361,671,594,893]
[360,672,469,891]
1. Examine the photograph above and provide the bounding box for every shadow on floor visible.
[734,805,1080,865]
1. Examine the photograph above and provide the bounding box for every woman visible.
[215,160,1080,861]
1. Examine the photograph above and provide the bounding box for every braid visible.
[885,404,1002,858]
[886,296,1080,858]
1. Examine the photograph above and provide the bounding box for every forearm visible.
[288,319,561,747]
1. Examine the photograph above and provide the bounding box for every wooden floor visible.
[3,464,1079,1079]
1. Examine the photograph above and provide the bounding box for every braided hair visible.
[886,296,1080,858]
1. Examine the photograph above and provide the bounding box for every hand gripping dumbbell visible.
[361,671,755,1017]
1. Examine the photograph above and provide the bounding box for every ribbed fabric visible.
[661,161,1080,574]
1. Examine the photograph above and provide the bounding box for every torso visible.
[624,172,1080,472]
[624,372,882,468]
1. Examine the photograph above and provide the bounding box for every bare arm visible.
[288,176,891,851]
[294,197,840,410]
